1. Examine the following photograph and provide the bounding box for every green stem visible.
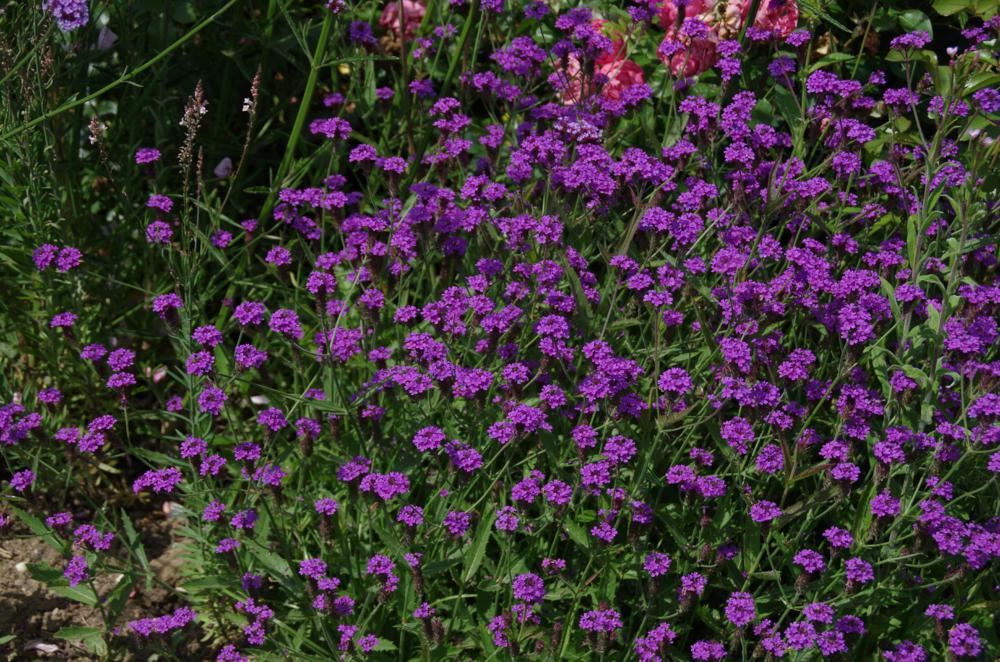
[0,0,239,142]
[257,12,334,225]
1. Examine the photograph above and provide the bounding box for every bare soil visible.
[0,505,209,660]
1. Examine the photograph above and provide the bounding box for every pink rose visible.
[558,55,646,104]
[657,0,714,33]
[656,1,720,76]
[754,0,799,38]
[658,33,718,77]
[558,19,645,104]
[594,55,646,101]
[379,0,426,42]
[726,0,799,39]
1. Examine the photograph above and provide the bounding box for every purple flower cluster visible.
[8,4,1000,661]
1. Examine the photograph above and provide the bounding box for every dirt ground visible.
[0,506,206,660]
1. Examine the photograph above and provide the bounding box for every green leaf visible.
[11,507,63,551]
[932,0,972,16]
[807,52,855,73]
[55,626,106,655]
[246,544,292,579]
[898,9,933,36]
[172,2,197,24]
[772,85,801,134]
[121,510,152,590]
[462,509,495,583]
[963,72,1000,96]
[28,562,65,584]
[51,584,99,607]
[54,627,103,641]
[181,575,237,593]
[104,576,134,622]
[565,520,590,550]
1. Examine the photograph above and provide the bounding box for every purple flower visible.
[871,490,901,518]
[755,444,784,474]
[443,511,472,537]
[397,505,424,528]
[9,469,36,492]
[889,31,931,51]
[55,247,82,272]
[64,555,89,586]
[126,607,196,638]
[690,640,726,661]
[925,604,955,621]
[147,194,173,213]
[845,557,874,584]
[257,407,288,432]
[512,573,545,603]
[152,293,183,319]
[50,311,77,328]
[494,506,519,532]
[215,538,241,554]
[185,351,214,376]
[299,558,327,579]
[198,385,227,415]
[146,220,173,244]
[643,552,671,577]
[725,592,756,627]
[823,526,854,549]
[265,245,292,267]
[884,641,927,662]
[135,147,161,164]
[235,344,268,369]
[234,301,266,326]
[202,501,225,522]
[314,498,338,516]
[133,467,183,494]
[269,308,303,340]
[44,0,88,31]
[793,549,826,574]
[192,325,222,347]
[578,608,623,633]
[720,417,754,455]
[948,623,982,658]
[412,426,446,452]
[750,500,782,523]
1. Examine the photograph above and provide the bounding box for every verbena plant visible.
[1,0,998,660]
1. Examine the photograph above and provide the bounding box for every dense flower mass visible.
[3,1,999,660]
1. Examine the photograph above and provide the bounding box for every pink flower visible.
[595,55,645,101]
[658,31,718,77]
[379,0,425,41]
[657,0,714,32]
[558,20,645,104]
[724,0,799,40]
[656,1,719,76]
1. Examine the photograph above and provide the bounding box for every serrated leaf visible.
[565,520,590,550]
[374,639,398,651]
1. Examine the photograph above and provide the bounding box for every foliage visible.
[1,0,999,660]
